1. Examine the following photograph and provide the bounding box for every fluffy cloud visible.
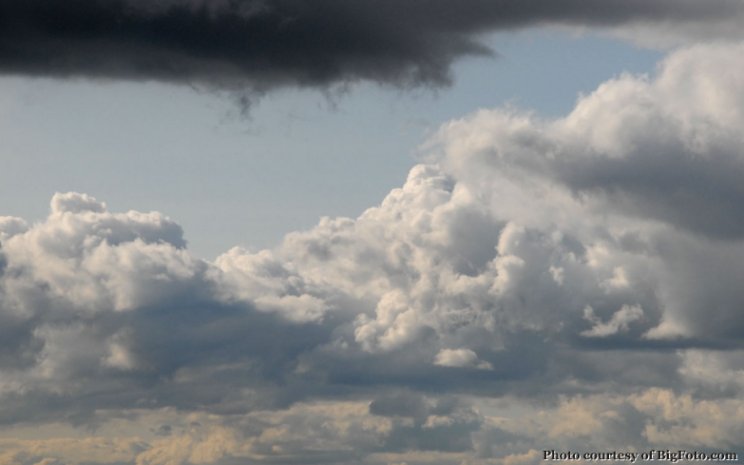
[428,42,744,345]
[3,41,744,463]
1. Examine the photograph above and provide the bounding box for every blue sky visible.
[1,29,660,258]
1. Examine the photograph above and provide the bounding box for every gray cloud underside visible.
[4,42,744,464]
[1,0,743,93]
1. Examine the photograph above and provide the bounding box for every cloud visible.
[1,0,744,101]
[0,193,336,428]
[581,304,644,338]
[4,41,744,463]
[434,348,492,370]
[0,391,742,464]
[429,41,744,345]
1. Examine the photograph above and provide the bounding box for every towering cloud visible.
[1,0,744,95]
[3,41,744,464]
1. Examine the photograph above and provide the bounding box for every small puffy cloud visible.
[50,192,106,215]
[434,349,492,370]
[0,216,28,240]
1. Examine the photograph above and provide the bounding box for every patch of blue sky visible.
[0,28,661,259]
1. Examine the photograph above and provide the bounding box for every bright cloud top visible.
[2,42,744,464]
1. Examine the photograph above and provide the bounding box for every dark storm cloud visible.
[0,0,740,92]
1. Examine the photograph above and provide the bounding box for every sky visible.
[2,1,744,465]
[1,29,661,259]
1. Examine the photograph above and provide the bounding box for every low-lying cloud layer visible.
[2,0,744,97]
[3,41,744,464]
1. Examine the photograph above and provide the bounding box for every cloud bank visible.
[2,0,744,97]
[3,41,744,464]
